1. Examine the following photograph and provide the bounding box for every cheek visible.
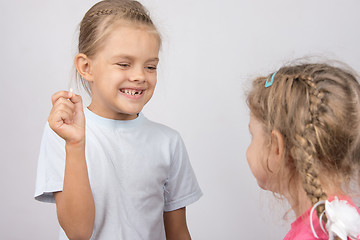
[246,144,270,189]
[246,146,251,166]
[246,144,257,173]
[149,75,157,87]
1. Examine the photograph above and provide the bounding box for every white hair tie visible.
[310,197,360,240]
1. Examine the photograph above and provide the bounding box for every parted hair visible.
[76,0,160,94]
[247,62,360,224]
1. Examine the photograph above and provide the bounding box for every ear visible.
[74,53,93,82]
[267,129,285,173]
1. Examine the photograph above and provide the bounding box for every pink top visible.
[283,196,360,240]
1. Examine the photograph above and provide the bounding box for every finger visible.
[51,104,75,123]
[50,101,75,123]
[49,97,76,124]
[51,91,73,105]
[68,94,84,112]
[52,97,76,113]
[48,109,74,129]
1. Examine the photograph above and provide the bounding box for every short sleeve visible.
[34,123,66,203]
[163,134,202,212]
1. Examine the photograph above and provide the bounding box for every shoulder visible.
[284,209,329,240]
[142,116,181,140]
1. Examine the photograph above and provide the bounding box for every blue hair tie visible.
[265,72,277,88]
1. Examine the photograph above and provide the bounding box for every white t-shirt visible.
[34,108,202,240]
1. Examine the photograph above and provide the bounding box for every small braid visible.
[88,7,152,23]
[88,8,119,17]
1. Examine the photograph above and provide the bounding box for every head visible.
[74,0,161,120]
[246,62,360,217]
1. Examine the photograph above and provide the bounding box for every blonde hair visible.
[76,0,161,94]
[247,63,360,223]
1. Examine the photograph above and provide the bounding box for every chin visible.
[258,184,268,191]
[123,109,142,116]
[120,105,144,115]
[257,181,270,191]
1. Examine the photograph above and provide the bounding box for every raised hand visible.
[48,90,85,145]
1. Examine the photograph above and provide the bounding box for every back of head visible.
[247,62,360,217]
[77,0,160,94]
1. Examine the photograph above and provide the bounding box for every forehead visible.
[249,114,264,131]
[93,21,160,61]
[107,22,159,48]
[249,113,257,127]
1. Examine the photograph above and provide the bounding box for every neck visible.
[284,182,312,218]
[87,104,138,120]
[283,176,345,218]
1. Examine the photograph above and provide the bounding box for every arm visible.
[48,91,95,240]
[164,207,191,240]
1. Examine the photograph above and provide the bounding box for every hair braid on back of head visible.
[294,74,328,219]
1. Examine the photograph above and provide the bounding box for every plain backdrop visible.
[1,0,360,239]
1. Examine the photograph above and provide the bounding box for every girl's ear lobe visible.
[268,129,285,172]
[74,53,93,82]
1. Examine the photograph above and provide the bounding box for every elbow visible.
[66,230,93,240]
[62,223,93,240]
[57,209,95,240]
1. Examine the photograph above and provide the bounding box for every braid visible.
[294,74,328,218]
[87,7,152,23]
[88,8,119,17]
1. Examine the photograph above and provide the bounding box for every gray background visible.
[1,0,360,239]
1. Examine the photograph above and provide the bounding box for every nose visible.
[129,67,146,83]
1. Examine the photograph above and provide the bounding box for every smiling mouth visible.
[120,89,144,96]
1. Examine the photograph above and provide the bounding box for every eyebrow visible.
[146,57,160,63]
[111,55,159,62]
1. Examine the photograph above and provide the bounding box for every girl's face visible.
[246,114,274,190]
[87,23,160,120]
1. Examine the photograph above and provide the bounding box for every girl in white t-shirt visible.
[34,1,202,239]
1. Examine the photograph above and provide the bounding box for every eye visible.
[116,63,130,69]
[145,65,157,72]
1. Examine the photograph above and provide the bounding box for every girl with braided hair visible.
[246,62,360,240]
[34,0,202,239]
